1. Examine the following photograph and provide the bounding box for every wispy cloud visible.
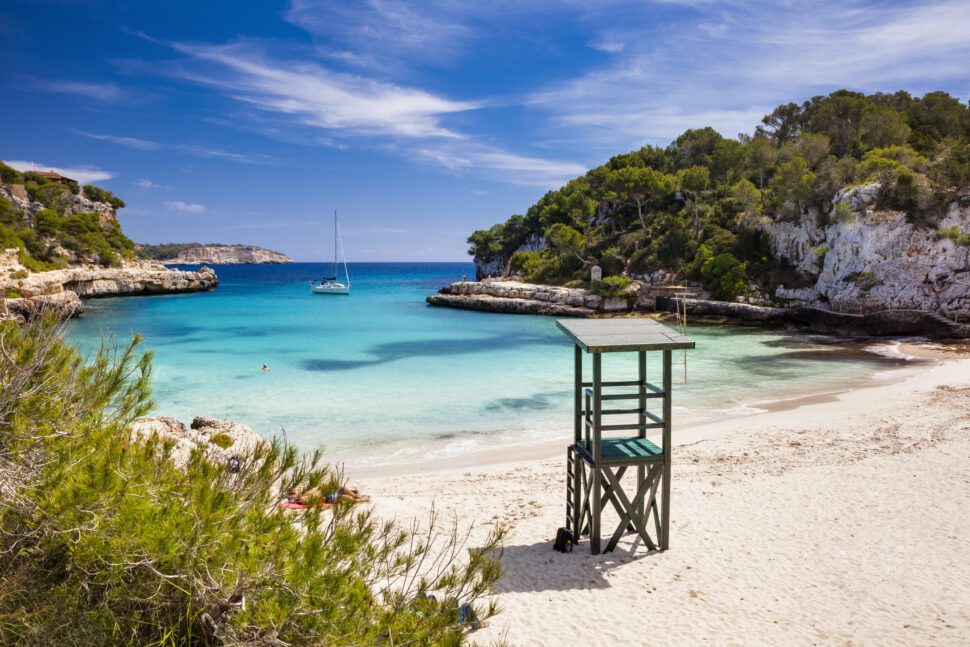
[167,41,477,139]
[146,37,583,187]
[412,142,587,187]
[529,0,970,151]
[285,0,475,70]
[136,178,159,189]
[165,200,206,213]
[76,131,276,165]
[25,78,126,102]
[5,160,114,184]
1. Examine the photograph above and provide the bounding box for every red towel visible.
[279,500,336,510]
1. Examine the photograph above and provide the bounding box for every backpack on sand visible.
[553,527,573,553]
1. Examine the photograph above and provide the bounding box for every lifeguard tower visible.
[557,318,695,554]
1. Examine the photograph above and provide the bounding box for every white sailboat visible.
[310,211,350,295]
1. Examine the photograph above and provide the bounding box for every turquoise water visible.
[65,263,902,467]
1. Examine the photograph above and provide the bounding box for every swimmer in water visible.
[262,364,270,372]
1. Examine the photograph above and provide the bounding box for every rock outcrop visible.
[428,280,600,316]
[1,251,218,322]
[131,415,268,468]
[165,245,292,265]
[768,188,970,320]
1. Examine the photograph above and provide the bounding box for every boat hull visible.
[310,283,350,295]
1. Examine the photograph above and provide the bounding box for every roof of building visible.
[35,170,76,183]
[556,318,695,353]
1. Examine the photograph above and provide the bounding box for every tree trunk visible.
[636,199,648,234]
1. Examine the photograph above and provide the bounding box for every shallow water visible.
[65,263,905,467]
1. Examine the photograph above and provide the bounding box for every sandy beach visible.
[362,350,970,646]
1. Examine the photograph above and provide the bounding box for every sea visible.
[65,262,912,469]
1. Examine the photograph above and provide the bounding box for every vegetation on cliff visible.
[468,89,970,301]
[0,316,503,645]
[0,161,133,270]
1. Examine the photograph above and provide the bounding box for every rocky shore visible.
[1,249,218,323]
[428,279,970,338]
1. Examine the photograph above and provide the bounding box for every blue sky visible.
[2,0,968,261]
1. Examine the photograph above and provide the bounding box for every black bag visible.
[553,527,573,553]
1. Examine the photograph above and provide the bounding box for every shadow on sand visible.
[494,536,662,592]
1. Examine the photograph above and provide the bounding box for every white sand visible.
[361,356,970,646]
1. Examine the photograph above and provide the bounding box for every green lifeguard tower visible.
[557,318,695,554]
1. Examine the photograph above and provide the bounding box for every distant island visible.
[135,243,293,264]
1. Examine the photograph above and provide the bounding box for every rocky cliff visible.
[771,186,970,320]
[165,245,292,265]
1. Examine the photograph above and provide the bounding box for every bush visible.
[936,225,970,246]
[3,287,21,298]
[82,184,126,209]
[628,248,661,276]
[0,317,505,646]
[831,201,853,222]
[209,432,235,449]
[593,275,631,297]
[597,246,624,276]
[12,269,28,279]
[0,161,24,185]
[701,252,746,301]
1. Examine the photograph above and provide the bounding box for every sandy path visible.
[360,358,970,646]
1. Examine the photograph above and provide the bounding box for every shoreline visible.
[345,339,945,479]
[429,279,970,339]
[360,350,970,646]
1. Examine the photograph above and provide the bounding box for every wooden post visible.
[637,350,647,527]
[591,352,602,554]
[661,349,672,550]
[574,345,582,445]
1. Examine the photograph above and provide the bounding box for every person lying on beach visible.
[287,485,371,505]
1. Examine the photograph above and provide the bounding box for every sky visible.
[1,0,968,261]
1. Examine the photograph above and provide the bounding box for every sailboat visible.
[310,211,350,295]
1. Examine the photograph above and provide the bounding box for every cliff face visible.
[771,186,970,319]
[168,246,292,265]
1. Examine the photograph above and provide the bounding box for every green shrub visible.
[82,184,126,209]
[0,317,505,646]
[936,225,970,246]
[3,287,21,298]
[810,244,828,257]
[0,161,24,185]
[831,201,853,222]
[629,247,661,275]
[209,432,235,449]
[597,246,624,276]
[702,252,746,301]
[593,275,631,297]
[12,269,28,279]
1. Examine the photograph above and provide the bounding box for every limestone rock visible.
[131,415,267,468]
[767,195,970,320]
[167,245,293,265]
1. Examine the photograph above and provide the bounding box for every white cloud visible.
[76,131,276,165]
[4,160,114,184]
[165,201,206,213]
[26,78,125,102]
[136,179,159,189]
[168,41,478,139]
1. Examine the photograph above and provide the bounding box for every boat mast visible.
[333,210,338,282]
